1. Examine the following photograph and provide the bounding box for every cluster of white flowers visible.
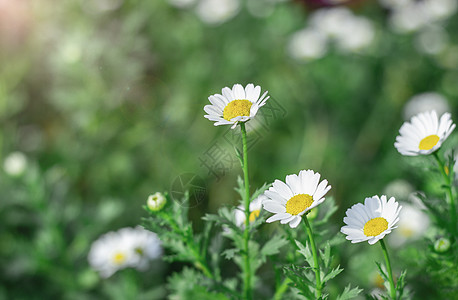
[381,0,457,33]
[288,7,375,61]
[88,226,162,278]
[168,0,240,25]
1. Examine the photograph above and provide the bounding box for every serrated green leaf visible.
[295,240,314,267]
[261,235,288,258]
[221,248,239,260]
[375,261,388,281]
[336,284,363,300]
[320,242,331,268]
[322,265,343,283]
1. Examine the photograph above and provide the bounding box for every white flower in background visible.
[123,227,162,271]
[195,0,240,25]
[288,7,375,60]
[395,110,455,156]
[403,92,450,120]
[415,25,448,55]
[388,203,429,247]
[204,83,269,129]
[168,0,197,9]
[262,170,331,228]
[287,28,328,61]
[389,0,457,33]
[147,192,167,212]
[309,7,354,38]
[341,195,402,245]
[3,152,27,176]
[434,237,451,252]
[383,179,414,202]
[88,227,162,278]
[234,195,265,227]
[334,17,375,52]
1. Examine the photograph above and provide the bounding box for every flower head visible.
[234,195,265,227]
[262,170,331,228]
[204,83,269,129]
[88,227,162,278]
[147,192,167,212]
[388,203,429,247]
[341,195,402,245]
[3,152,27,176]
[395,110,455,156]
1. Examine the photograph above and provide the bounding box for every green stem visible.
[241,123,252,300]
[380,239,396,300]
[303,217,322,299]
[274,278,291,300]
[433,151,456,237]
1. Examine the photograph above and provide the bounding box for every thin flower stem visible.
[432,151,456,237]
[380,239,396,300]
[273,277,291,300]
[240,123,252,300]
[303,217,322,299]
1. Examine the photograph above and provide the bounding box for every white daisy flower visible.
[234,195,265,227]
[388,203,429,247]
[341,195,402,245]
[262,170,331,228]
[395,110,455,156]
[88,227,162,278]
[124,226,162,271]
[204,83,269,129]
[88,230,137,278]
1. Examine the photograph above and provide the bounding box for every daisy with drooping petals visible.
[262,170,331,228]
[341,195,402,245]
[204,83,269,129]
[395,110,455,156]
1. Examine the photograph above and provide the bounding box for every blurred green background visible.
[1,0,457,298]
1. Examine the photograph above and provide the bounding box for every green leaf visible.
[261,235,288,258]
[320,242,331,268]
[250,182,270,202]
[322,265,343,283]
[336,284,363,300]
[375,261,388,282]
[222,248,239,260]
[295,240,314,268]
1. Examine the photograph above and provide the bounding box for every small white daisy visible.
[234,195,265,227]
[88,230,137,278]
[124,226,162,271]
[204,83,269,129]
[262,170,331,228]
[341,195,402,245]
[88,227,162,278]
[388,203,429,247]
[394,110,455,156]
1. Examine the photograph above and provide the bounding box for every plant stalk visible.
[303,217,322,299]
[380,239,396,300]
[241,123,252,300]
[433,151,456,236]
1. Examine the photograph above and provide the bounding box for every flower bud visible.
[147,192,166,212]
[434,237,451,253]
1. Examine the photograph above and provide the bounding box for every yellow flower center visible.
[113,252,126,265]
[363,217,388,237]
[419,134,440,151]
[285,194,314,215]
[223,100,252,121]
[249,210,260,223]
